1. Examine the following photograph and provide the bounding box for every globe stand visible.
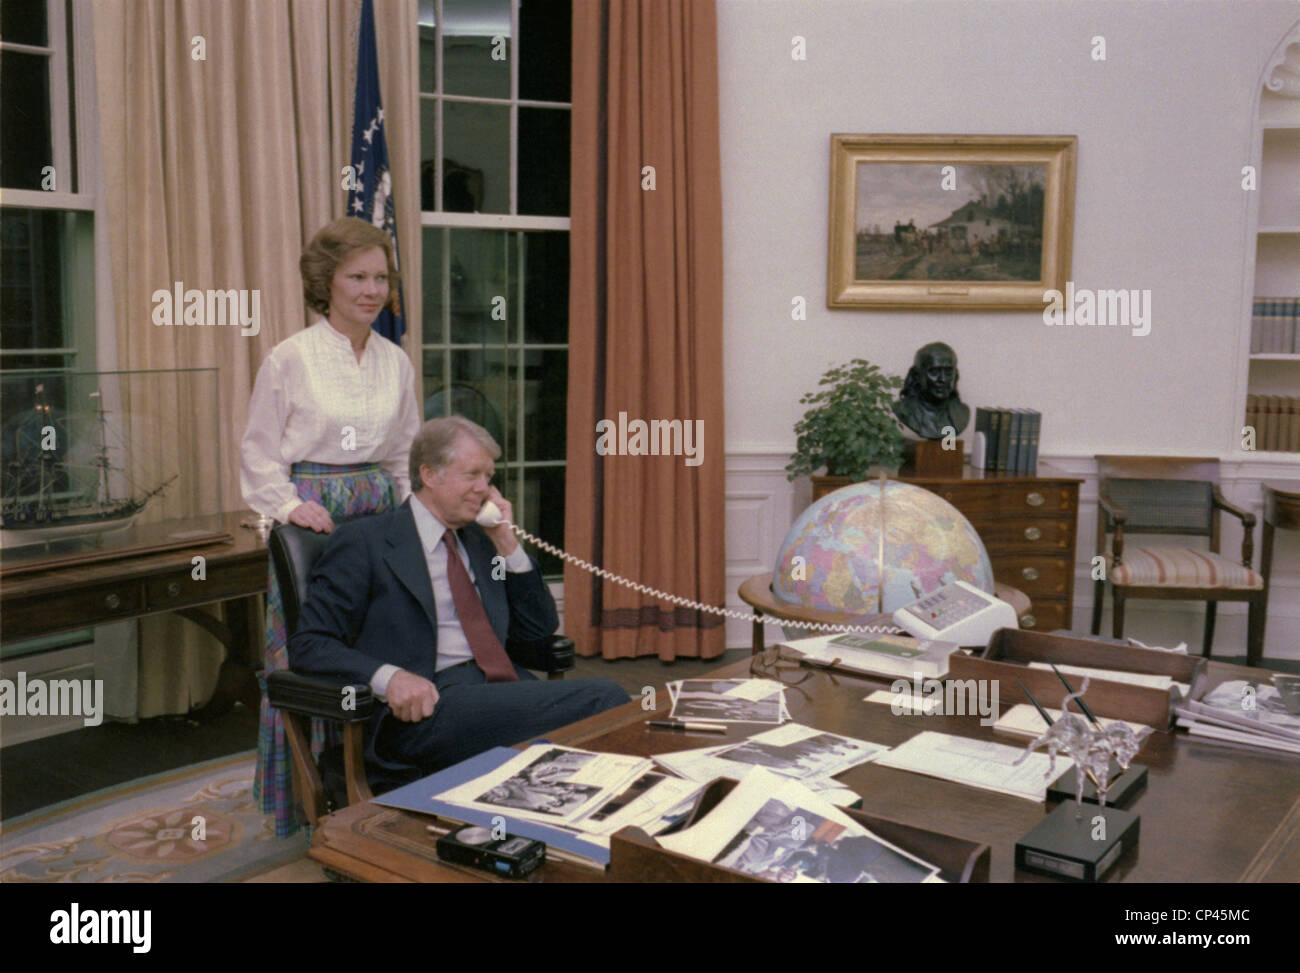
[901,438,964,477]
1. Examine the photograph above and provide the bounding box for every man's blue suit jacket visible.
[287,498,560,768]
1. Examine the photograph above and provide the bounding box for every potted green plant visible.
[785,358,904,498]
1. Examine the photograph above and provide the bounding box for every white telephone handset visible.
[475,500,503,527]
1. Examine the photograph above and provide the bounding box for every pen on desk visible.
[1017,679,1056,727]
[647,720,728,733]
[1050,663,1102,727]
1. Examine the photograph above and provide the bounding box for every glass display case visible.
[0,367,226,574]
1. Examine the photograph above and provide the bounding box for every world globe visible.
[773,479,995,615]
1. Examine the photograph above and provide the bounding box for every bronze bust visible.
[892,342,970,441]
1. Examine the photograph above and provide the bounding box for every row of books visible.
[1249,297,1300,354]
[972,406,1040,473]
[1244,395,1300,452]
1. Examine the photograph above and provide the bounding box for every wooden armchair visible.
[265,523,576,828]
[1089,456,1264,665]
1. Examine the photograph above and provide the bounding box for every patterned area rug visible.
[0,752,307,883]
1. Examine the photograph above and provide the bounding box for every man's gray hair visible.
[410,415,501,486]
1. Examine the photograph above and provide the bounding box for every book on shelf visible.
[974,408,992,470]
[996,407,1012,472]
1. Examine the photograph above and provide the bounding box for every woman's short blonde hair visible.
[300,217,400,317]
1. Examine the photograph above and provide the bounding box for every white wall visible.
[717,0,1300,658]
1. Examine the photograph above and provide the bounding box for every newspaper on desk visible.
[657,768,943,883]
[667,678,789,724]
[653,722,885,806]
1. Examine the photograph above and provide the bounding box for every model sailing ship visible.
[1,385,176,546]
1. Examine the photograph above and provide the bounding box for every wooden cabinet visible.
[812,465,1083,632]
[901,465,1081,632]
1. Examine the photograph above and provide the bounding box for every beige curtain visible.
[565,0,726,660]
[90,0,421,714]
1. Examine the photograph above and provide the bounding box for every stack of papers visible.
[657,768,944,883]
[667,678,789,723]
[1174,679,1300,756]
[871,730,1073,801]
[653,723,886,806]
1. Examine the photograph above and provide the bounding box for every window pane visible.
[449,228,508,345]
[1,209,94,367]
[519,0,570,103]
[444,101,510,213]
[520,349,566,462]
[442,0,511,99]
[420,347,447,419]
[419,98,437,209]
[421,226,446,342]
[450,347,510,456]
[417,1,437,92]
[1,0,48,46]
[522,465,565,576]
[517,108,569,216]
[521,231,568,344]
[0,51,53,190]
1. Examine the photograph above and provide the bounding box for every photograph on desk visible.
[658,769,942,883]
[436,745,654,827]
[667,679,790,724]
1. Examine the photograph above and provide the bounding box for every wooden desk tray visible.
[948,628,1208,730]
[608,778,990,883]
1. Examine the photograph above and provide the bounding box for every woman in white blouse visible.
[241,217,419,837]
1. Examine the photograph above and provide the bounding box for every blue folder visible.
[373,746,612,866]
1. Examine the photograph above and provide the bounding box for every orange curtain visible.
[565,0,726,660]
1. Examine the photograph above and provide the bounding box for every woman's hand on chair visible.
[288,500,335,533]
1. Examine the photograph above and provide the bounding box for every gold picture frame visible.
[827,134,1077,309]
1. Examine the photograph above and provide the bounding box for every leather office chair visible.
[1089,456,1264,665]
[265,522,576,828]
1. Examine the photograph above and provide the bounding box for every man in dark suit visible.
[289,416,629,778]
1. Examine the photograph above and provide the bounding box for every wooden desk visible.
[0,513,269,717]
[1261,480,1300,652]
[309,656,1300,883]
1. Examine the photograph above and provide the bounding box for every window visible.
[418,0,571,576]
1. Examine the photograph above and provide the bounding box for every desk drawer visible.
[934,483,1076,518]
[991,555,1073,598]
[145,557,267,608]
[1014,600,1069,632]
[979,518,1073,553]
[2,581,143,640]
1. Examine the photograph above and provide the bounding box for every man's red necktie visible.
[443,529,517,682]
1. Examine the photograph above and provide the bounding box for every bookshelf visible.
[1242,30,1300,457]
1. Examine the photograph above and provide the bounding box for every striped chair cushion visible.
[1111,547,1263,590]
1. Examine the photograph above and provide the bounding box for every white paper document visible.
[872,730,1071,801]
[667,678,789,723]
[1027,661,1188,696]
[653,722,885,785]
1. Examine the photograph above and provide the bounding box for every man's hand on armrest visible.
[385,669,439,723]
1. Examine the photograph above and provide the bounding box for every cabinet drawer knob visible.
[166,582,182,597]
[1024,526,1043,541]
[1026,491,1045,507]
[105,593,122,610]
[1021,566,1039,581]
[1019,612,1037,628]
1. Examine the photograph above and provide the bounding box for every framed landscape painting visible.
[827,134,1076,309]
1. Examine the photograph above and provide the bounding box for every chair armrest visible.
[266,670,373,722]
[1097,486,1127,526]
[507,635,576,674]
[1211,486,1256,527]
